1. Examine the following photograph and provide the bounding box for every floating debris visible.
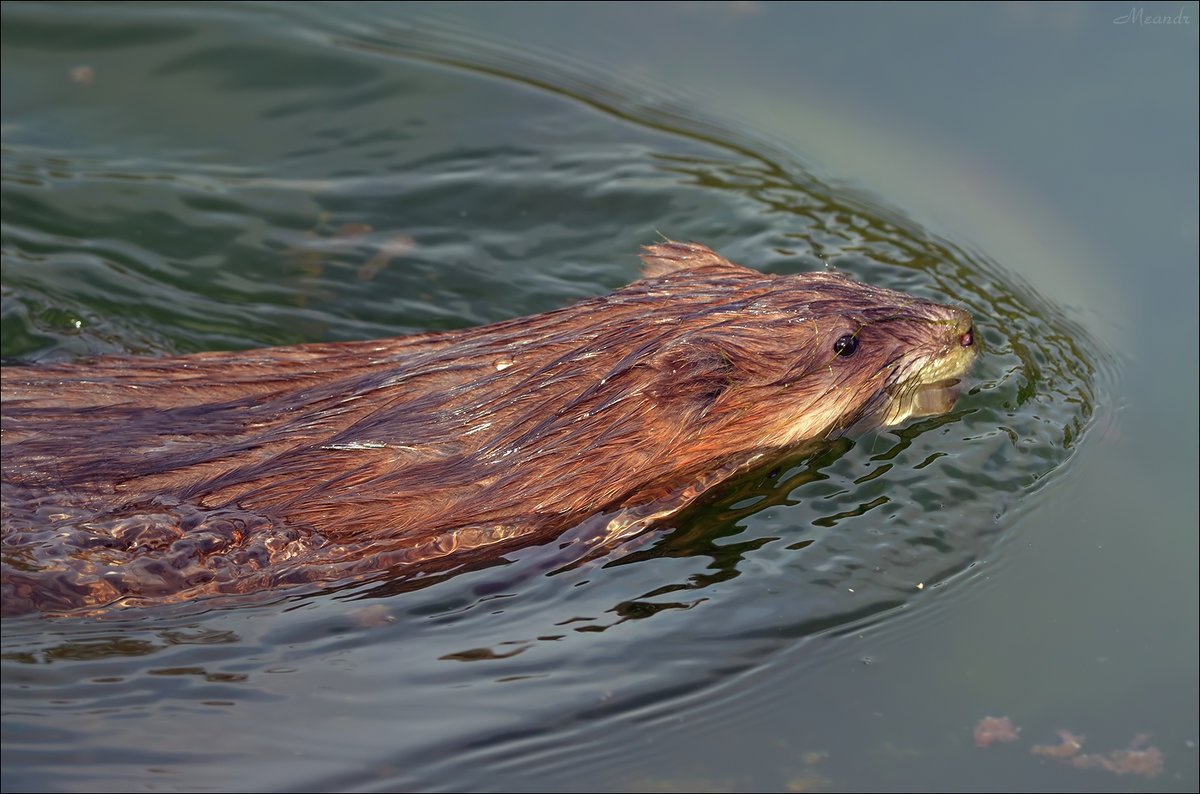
[974,718,1164,779]
[1031,729,1084,759]
[974,715,1021,748]
[1032,729,1163,778]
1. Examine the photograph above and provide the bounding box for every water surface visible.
[2,3,1195,792]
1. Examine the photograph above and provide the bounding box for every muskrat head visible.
[635,243,978,457]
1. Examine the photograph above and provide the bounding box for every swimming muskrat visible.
[1,242,976,614]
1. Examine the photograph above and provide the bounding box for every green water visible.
[2,3,1195,792]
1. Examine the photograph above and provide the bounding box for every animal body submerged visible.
[1,243,976,614]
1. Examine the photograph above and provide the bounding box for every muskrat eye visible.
[833,334,858,357]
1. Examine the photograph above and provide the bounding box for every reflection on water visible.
[0,3,1120,792]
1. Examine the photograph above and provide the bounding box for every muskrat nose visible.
[960,326,975,348]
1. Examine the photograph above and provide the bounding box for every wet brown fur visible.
[1,243,975,613]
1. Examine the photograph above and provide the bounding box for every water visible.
[2,3,1196,792]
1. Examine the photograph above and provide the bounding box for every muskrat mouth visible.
[840,377,965,436]
[853,373,968,431]
[907,377,964,418]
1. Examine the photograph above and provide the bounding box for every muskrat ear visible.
[639,241,749,278]
[641,335,733,412]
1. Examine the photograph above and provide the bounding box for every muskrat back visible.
[1,242,977,614]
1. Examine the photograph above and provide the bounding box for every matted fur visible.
[1,242,975,613]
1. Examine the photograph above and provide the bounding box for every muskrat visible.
[1,242,976,614]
